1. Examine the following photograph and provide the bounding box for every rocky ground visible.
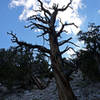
[0,70,100,100]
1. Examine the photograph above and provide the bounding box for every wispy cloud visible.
[9,0,85,34]
[97,9,100,14]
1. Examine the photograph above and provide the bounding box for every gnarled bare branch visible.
[61,46,76,55]
[29,21,50,36]
[37,0,51,16]
[57,20,78,37]
[61,46,70,54]
[37,32,48,38]
[7,31,18,43]
[58,0,72,11]
[58,37,72,46]
[7,32,51,54]
[58,37,79,47]
[28,15,49,25]
[37,31,49,41]
[68,41,79,47]
[29,21,49,30]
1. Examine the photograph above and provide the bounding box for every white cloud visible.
[67,48,75,55]
[98,9,100,14]
[9,0,85,34]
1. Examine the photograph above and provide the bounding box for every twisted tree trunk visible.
[49,34,77,100]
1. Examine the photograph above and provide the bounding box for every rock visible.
[0,84,8,93]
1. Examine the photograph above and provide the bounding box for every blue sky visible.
[0,0,43,49]
[0,0,100,56]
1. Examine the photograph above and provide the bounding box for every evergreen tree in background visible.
[0,47,50,89]
[75,23,100,81]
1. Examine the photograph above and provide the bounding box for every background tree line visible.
[73,23,100,81]
[0,46,51,89]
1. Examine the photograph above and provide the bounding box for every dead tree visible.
[8,0,78,100]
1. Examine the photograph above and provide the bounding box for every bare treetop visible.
[8,0,78,55]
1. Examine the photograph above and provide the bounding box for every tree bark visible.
[49,34,77,100]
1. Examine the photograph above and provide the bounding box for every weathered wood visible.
[31,76,45,89]
[49,33,77,100]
